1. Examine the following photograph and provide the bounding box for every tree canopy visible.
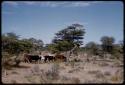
[2,32,44,55]
[47,23,85,53]
[100,36,115,53]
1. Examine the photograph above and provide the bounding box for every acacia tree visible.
[85,42,99,55]
[100,36,115,53]
[2,32,44,55]
[48,23,85,53]
[28,38,44,53]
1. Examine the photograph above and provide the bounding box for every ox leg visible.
[38,60,40,64]
[26,58,30,63]
[44,58,46,63]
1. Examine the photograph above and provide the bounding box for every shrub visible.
[104,71,111,76]
[71,77,80,83]
[68,70,74,73]
[88,70,100,74]
[99,62,109,67]
[110,75,120,82]
[95,72,105,79]
[61,75,69,81]
[31,65,40,75]
[45,63,60,80]
[11,80,17,83]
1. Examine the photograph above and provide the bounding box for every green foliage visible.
[100,36,115,53]
[48,23,85,53]
[47,44,59,53]
[100,36,123,59]
[53,24,85,45]
[2,32,45,68]
[2,32,44,55]
[47,40,74,53]
[6,32,20,40]
[111,44,123,59]
[85,42,99,55]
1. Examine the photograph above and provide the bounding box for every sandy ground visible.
[2,57,124,84]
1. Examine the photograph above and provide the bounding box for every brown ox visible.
[54,54,67,62]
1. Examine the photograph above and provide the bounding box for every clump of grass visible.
[87,70,100,74]
[84,78,108,83]
[99,62,109,67]
[25,75,43,83]
[25,63,60,83]
[68,67,80,73]
[60,66,66,70]
[88,70,108,83]
[25,75,35,83]
[70,61,75,68]
[11,80,17,83]
[31,65,41,75]
[65,62,69,66]
[68,70,74,73]
[71,77,80,84]
[61,75,69,81]
[94,71,105,79]
[11,71,18,74]
[110,75,120,82]
[110,72,123,83]
[60,75,80,84]
[73,58,81,62]
[113,61,122,67]
[45,63,60,80]
[104,71,111,76]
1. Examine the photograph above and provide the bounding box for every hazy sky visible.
[2,1,123,45]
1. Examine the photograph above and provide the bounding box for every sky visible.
[2,1,123,46]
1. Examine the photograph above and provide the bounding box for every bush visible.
[88,70,100,74]
[94,71,105,79]
[45,63,60,80]
[104,71,111,76]
[70,61,75,68]
[71,77,80,83]
[31,65,41,75]
[110,75,123,83]
[60,75,80,84]
[99,62,109,67]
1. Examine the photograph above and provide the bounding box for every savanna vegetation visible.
[2,23,123,66]
[2,23,124,84]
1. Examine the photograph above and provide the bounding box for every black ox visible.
[24,54,41,63]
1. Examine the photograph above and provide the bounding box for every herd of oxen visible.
[23,53,67,63]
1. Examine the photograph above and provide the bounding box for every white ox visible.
[39,54,45,63]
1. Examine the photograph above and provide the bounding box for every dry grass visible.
[11,71,18,74]
[110,69,124,83]
[104,71,111,76]
[87,70,100,74]
[60,75,80,84]
[2,52,124,84]
[110,75,123,83]
[98,62,109,67]
[71,77,80,83]
[23,62,82,84]
[94,71,105,79]
[11,80,17,83]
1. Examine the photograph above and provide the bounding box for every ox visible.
[44,55,55,63]
[54,54,67,62]
[24,54,41,63]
